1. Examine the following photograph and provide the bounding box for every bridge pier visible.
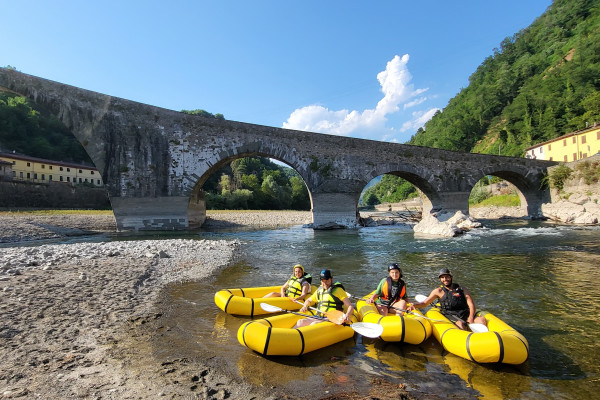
[111,197,190,231]
[311,193,359,229]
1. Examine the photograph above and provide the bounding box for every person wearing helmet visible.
[263,264,312,301]
[410,268,487,330]
[293,269,353,328]
[366,263,408,316]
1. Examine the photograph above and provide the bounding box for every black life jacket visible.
[379,277,406,307]
[439,283,468,315]
[315,282,345,312]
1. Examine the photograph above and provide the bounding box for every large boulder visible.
[413,210,481,238]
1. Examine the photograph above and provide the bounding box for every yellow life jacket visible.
[285,274,311,298]
[315,283,345,312]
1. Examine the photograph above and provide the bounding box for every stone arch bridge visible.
[0,69,556,231]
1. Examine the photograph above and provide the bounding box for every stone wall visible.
[0,181,111,209]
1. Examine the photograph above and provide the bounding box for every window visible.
[34,173,38,179]
[573,137,576,144]
[91,171,94,175]
[41,174,45,180]
[85,178,88,182]
[79,178,82,183]
[583,153,587,158]
[573,153,577,161]
[549,157,553,161]
[27,172,30,179]
[67,177,70,182]
[49,166,53,170]
[597,131,600,140]
[563,139,567,146]
[79,169,82,173]
[60,176,63,182]
[582,136,587,144]
[27,162,30,167]
[67,168,70,172]
[49,175,52,181]
[564,155,568,162]
[548,144,551,150]
[19,172,23,178]
[539,147,544,153]
[97,179,100,185]
[60,167,63,171]
[42,165,45,169]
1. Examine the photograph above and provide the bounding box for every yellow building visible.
[525,124,600,162]
[0,152,104,186]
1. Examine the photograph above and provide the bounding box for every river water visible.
[153,220,599,399]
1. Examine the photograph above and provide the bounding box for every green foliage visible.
[574,160,600,184]
[472,194,521,207]
[469,179,491,204]
[359,175,417,206]
[180,109,225,119]
[0,92,93,164]
[410,0,600,156]
[549,164,573,190]
[204,156,310,210]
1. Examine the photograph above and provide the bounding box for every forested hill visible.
[409,0,600,157]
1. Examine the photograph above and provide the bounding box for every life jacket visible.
[379,277,406,307]
[439,283,469,316]
[285,273,312,298]
[315,282,345,312]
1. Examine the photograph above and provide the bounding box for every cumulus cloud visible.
[400,108,440,132]
[282,54,435,141]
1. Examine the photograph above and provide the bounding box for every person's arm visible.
[280,280,290,297]
[342,297,354,323]
[412,288,440,309]
[300,292,315,312]
[463,288,477,323]
[296,282,310,301]
[366,279,385,304]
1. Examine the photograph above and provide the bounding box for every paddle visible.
[414,295,489,333]
[260,303,383,338]
[291,298,347,325]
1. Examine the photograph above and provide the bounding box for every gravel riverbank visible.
[0,211,414,400]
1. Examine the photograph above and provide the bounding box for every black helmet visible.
[438,268,452,278]
[320,269,332,280]
[388,263,403,277]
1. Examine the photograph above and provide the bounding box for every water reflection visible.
[158,222,600,399]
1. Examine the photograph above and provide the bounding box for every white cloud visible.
[400,108,440,132]
[282,54,434,141]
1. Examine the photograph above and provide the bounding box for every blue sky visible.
[2,1,552,144]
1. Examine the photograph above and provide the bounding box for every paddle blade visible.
[260,303,283,313]
[324,309,345,325]
[351,322,383,338]
[415,294,428,303]
[469,323,489,333]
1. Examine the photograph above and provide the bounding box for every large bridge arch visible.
[0,68,557,231]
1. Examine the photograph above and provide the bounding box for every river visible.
[152,220,599,399]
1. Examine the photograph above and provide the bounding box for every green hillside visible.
[410,0,600,157]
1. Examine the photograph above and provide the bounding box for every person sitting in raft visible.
[410,268,487,331]
[366,263,408,316]
[293,269,354,328]
[263,264,312,302]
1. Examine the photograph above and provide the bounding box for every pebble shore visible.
[0,212,315,400]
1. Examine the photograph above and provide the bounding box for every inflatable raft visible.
[237,311,358,356]
[426,308,529,364]
[214,285,317,317]
[356,293,432,344]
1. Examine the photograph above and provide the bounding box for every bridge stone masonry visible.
[0,68,557,232]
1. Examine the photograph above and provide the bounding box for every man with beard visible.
[411,268,487,330]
